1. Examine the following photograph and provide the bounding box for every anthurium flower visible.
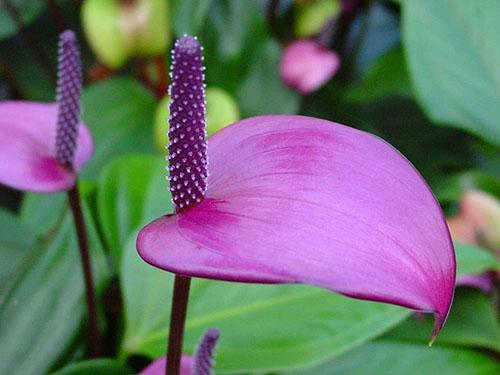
[448,189,499,293]
[279,39,340,95]
[458,190,500,253]
[137,35,455,341]
[455,274,493,294]
[141,329,219,375]
[0,31,93,193]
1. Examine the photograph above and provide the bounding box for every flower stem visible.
[46,0,67,33]
[166,275,192,375]
[266,0,280,38]
[67,183,100,358]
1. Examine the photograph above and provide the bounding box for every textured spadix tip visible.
[55,29,82,169]
[167,34,207,214]
[176,35,202,54]
[60,29,77,43]
[193,329,220,375]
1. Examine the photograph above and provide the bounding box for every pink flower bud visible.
[279,40,340,95]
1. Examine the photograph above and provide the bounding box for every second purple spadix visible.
[55,30,83,169]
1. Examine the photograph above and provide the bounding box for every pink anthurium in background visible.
[448,190,500,252]
[141,329,219,375]
[448,189,500,293]
[0,32,93,193]
[0,30,100,357]
[279,39,340,95]
[137,35,455,373]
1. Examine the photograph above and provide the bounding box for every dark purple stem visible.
[266,0,280,37]
[46,0,67,33]
[166,275,191,375]
[335,0,363,58]
[317,17,337,48]
[67,184,100,358]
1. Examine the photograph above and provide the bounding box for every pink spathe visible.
[140,355,193,375]
[0,101,93,192]
[137,115,456,339]
[279,40,340,95]
[456,274,493,294]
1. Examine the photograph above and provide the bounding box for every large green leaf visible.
[382,288,500,352]
[97,155,172,265]
[201,0,299,116]
[19,182,98,238]
[347,48,412,102]
[402,0,500,144]
[455,242,500,276]
[299,341,500,374]
[0,208,37,293]
[80,78,157,179]
[51,359,132,375]
[0,27,56,101]
[203,0,266,62]
[0,197,110,374]
[0,0,46,40]
[171,0,214,35]
[237,38,300,117]
[121,237,410,373]
[20,192,67,236]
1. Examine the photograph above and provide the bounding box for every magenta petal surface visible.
[138,115,455,335]
[140,355,192,375]
[0,101,93,192]
[279,40,340,95]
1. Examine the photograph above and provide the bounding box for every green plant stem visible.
[166,275,192,375]
[67,183,100,358]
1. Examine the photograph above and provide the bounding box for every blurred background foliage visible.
[0,0,498,374]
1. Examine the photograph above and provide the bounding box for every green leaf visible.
[0,32,55,101]
[382,288,500,352]
[299,341,500,375]
[402,0,500,144]
[97,155,172,265]
[20,192,67,236]
[121,236,410,372]
[171,0,214,35]
[237,38,300,117]
[19,182,97,237]
[0,208,37,293]
[80,78,157,179]
[203,0,266,62]
[455,242,500,276]
[51,359,133,375]
[347,48,412,102]
[198,1,299,116]
[0,199,110,374]
[0,0,46,40]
